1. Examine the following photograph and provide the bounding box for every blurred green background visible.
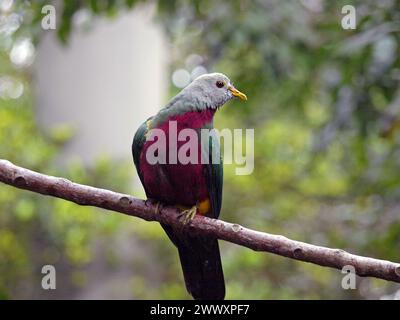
[0,0,400,299]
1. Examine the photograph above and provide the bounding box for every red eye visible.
[216,81,224,88]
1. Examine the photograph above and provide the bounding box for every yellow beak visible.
[228,85,247,101]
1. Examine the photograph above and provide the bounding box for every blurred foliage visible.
[1,0,400,299]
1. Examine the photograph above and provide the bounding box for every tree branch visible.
[1,159,400,283]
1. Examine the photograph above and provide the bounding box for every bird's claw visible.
[154,201,162,215]
[178,206,197,225]
[145,199,162,215]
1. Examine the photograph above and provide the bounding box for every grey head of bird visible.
[180,72,247,110]
[152,73,247,126]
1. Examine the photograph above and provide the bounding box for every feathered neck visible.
[150,90,220,128]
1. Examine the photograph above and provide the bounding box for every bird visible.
[132,72,247,300]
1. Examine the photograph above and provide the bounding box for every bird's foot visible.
[154,201,162,215]
[145,199,163,215]
[178,205,197,225]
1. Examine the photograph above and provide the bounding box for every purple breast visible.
[140,109,215,206]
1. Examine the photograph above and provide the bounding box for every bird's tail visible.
[162,224,225,300]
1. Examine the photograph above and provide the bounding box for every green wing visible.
[132,117,152,192]
[203,130,223,219]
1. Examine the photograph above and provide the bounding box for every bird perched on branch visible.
[132,73,247,300]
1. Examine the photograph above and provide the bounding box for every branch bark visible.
[1,159,400,283]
